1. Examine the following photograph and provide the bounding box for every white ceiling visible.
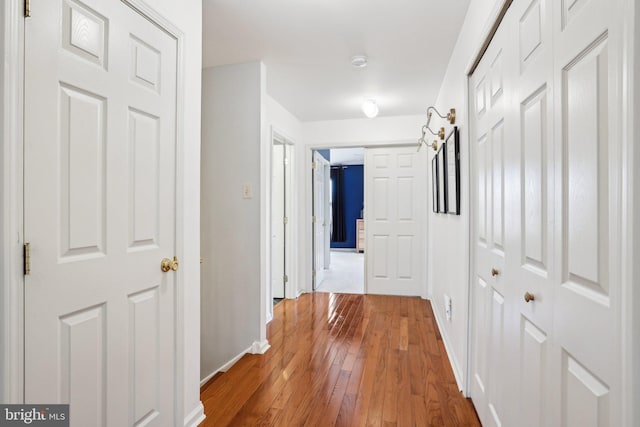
[202,0,471,122]
[330,147,365,166]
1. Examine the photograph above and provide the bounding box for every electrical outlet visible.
[444,295,452,321]
[242,184,253,199]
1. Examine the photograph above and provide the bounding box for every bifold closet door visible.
[469,0,625,425]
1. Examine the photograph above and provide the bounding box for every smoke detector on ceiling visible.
[351,55,368,68]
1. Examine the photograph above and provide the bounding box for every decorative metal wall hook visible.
[427,106,456,125]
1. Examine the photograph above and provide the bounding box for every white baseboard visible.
[184,402,205,427]
[200,345,252,387]
[249,340,271,354]
[431,300,465,393]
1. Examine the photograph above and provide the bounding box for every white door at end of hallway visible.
[272,143,285,299]
[24,1,179,426]
[313,151,330,288]
[365,146,427,296]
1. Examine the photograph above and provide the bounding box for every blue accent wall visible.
[331,165,364,249]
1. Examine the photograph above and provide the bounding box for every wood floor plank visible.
[200,293,480,427]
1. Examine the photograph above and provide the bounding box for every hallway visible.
[200,293,480,426]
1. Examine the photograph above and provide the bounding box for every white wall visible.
[297,115,426,294]
[426,0,506,391]
[201,62,267,381]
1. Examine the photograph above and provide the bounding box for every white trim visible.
[464,0,513,76]
[620,0,637,425]
[250,340,271,355]
[183,403,206,427]
[0,0,24,404]
[199,345,252,387]
[432,299,464,391]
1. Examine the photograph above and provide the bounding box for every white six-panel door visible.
[313,151,329,287]
[365,146,427,296]
[470,0,624,425]
[24,1,178,426]
[272,143,285,299]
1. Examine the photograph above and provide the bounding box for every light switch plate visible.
[242,184,253,199]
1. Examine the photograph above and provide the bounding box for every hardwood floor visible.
[200,293,480,426]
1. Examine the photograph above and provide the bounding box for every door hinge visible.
[283,216,288,225]
[283,275,289,284]
[312,216,317,224]
[284,157,289,166]
[312,161,317,170]
[24,0,30,17]
[24,243,31,275]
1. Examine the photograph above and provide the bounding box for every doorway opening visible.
[271,133,294,307]
[312,147,365,294]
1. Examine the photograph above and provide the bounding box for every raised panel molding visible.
[129,287,161,426]
[491,121,505,252]
[62,0,108,68]
[130,35,161,92]
[520,318,547,427]
[59,84,106,260]
[473,278,489,396]
[372,235,389,278]
[562,0,589,30]
[396,236,413,279]
[128,108,160,250]
[60,304,106,427]
[397,177,413,220]
[373,177,389,220]
[490,51,503,103]
[562,33,609,305]
[521,86,548,273]
[476,77,487,115]
[563,352,609,426]
[520,0,542,68]
[477,134,488,245]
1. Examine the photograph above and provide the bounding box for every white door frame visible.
[463,0,638,423]
[302,141,429,299]
[269,128,295,313]
[0,2,196,424]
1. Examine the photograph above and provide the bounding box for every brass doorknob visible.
[524,292,535,303]
[161,256,179,272]
[491,268,500,277]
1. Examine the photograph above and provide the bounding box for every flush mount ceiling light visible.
[362,99,379,118]
[351,55,368,68]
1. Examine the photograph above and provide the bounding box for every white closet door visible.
[469,0,625,425]
[551,0,622,424]
[469,17,511,426]
[365,146,427,296]
[24,0,179,426]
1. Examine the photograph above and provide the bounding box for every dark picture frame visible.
[432,156,439,213]
[437,144,447,213]
[445,127,461,215]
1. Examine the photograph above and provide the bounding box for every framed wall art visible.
[446,127,460,215]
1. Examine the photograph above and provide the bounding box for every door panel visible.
[365,146,427,296]
[25,1,178,425]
